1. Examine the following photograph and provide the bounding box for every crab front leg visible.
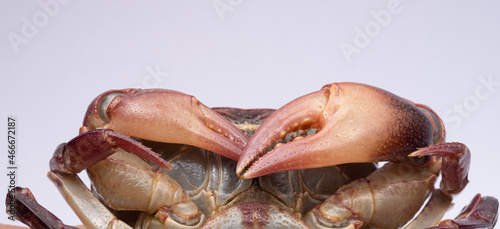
[52,88,249,174]
[238,82,497,228]
[83,88,248,161]
[237,82,441,178]
[47,88,249,228]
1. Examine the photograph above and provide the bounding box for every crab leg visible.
[403,190,453,228]
[410,143,497,228]
[303,142,475,228]
[236,82,486,227]
[50,128,171,174]
[238,82,441,178]
[49,131,206,227]
[82,89,248,161]
[409,142,470,195]
[48,172,132,229]
[45,89,249,228]
[85,149,205,228]
[303,160,441,229]
[429,194,499,229]
[5,187,79,229]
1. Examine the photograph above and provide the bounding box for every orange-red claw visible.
[237,82,441,179]
[82,89,248,161]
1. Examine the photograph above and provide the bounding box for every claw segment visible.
[236,86,330,178]
[413,102,446,145]
[238,82,436,178]
[83,89,248,161]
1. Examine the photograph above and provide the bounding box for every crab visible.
[5,82,499,228]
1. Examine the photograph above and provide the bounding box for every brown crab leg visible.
[82,89,248,161]
[406,144,497,228]
[237,82,440,178]
[5,187,79,229]
[409,142,470,195]
[429,194,499,229]
[50,128,171,174]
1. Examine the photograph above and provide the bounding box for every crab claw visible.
[82,89,248,161]
[237,82,443,178]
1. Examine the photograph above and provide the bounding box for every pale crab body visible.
[6,82,498,229]
[86,108,377,228]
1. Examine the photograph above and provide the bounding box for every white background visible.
[1,0,499,227]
